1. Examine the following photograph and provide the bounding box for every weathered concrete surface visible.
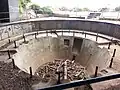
[1,18,120,40]
[13,36,111,75]
[76,39,111,75]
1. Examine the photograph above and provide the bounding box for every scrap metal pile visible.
[35,59,89,84]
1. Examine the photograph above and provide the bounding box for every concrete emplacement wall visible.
[13,36,111,75]
[1,19,120,40]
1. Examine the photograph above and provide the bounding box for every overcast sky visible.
[31,0,120,10]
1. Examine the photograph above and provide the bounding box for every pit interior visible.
[12,36,111,89]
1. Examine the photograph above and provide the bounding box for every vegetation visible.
[59,7,90,12]
[72,7,82,12]
[59,7,68,11]
[115,6,120,11]
[29,4,53,15]
[29,4,43,14]
[99,7,109,12]
[19,0,31,13]
[82,8,90,11]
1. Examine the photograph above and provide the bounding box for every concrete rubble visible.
[35,59,89,84]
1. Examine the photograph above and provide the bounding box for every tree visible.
[72,7,82,12]
[83,8,90,11]
[29,4,53,15]
[115,6,120,12]
[19,0,31,13]
[41,6,53,14]
[99,7,109,12]
[29,4,43,14]
[59,7,68,11]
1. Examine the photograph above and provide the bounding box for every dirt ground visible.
[0,61,40,90]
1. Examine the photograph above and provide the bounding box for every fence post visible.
[85,33,86,38]
[14,41,17,48]
[96,33,98,41]
[108,42,111,49]
[112,49,116,57]
[23,35,26,42]
[109,57,113,68]
[29,67,32,78]
[7,50,11,59]
[94,66,98,77]
[8,39,11,43]
[12,58,15,69]
[35,33,37,39]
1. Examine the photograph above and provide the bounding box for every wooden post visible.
[109,57,113,68]
[72,55,76,61]
[14,41,17,48]
[29,67,32,78]
[35,33,37,39]
[108,42,111,49]
[8,39,11,43]
[112,49,116,57]
[62,64,65,80]
[12,58,15,69]
[94,66,98,77]
[56,71,62,84]
[23,35,26,42]
[85,33,86,38]
[7,50,11,59]
[96,33,98,41]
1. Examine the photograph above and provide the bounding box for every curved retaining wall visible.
[31,19,120,39]
[0,18,120,40]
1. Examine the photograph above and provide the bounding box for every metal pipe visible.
[23,35,26,42]
[112,49,116,57]
[29,67,32,78]
[85,32,86,38]
[14,41,17,48]
[56,71,62,84]
[8,39,11,43]
[94,66,98,77]
[35,33,37,39]
[108,42,111,49]
[109,57,114,68]
[39,74,120,90]
[12,58,15,69]
[96,33,98,41]
[7,50,11,59]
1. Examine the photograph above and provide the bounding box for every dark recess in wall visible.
[72,38,83,53]
[0,0,10,23]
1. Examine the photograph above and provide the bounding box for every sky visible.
[31,0,120,10]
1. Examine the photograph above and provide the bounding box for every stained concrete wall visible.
[76,39,111,75]
[1,19,120,40]
[32,20,120,39]
[13,36,110,75]
[13,36,73,74]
